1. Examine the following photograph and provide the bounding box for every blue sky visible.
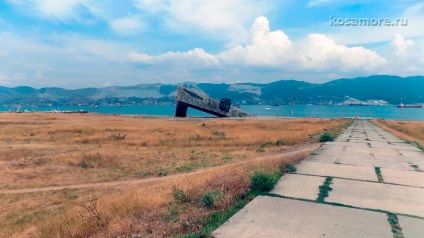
[0,0,423,88]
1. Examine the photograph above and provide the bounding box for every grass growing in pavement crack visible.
[387,213,405,238]
[406,140,424,151]
[410,164,422,172]
[375,167,384,183]
[317,177,333,203]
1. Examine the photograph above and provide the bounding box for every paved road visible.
[213,120,424,238]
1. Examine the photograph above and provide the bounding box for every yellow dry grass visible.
[372,119,424,147]
[0,113,351,237]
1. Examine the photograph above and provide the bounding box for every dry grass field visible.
[372,119,424,149]
[0,113,351,237]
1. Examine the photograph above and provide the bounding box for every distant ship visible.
[397,103,422,108]
[265,107,271,110]
[92,105,99,108]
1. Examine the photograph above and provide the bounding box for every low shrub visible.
[319,132,334,142]
[279,164,297,174]
[250,171,280,192]
[275,139,285,146]
[202,192,214,208]
[172,187,191,204]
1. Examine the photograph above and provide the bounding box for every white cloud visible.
[391,34,414,56]
[134,0,168,14]
[307,0,335,7]
[129,48,219,68]
[7,0,83,20]
[219,16,293,66]
[298,34,386,72]
[0,74,11,85]
[0,32,142,88]
[130,16,387,78]
[134,0,269,44]
[35,70,44,80]
[110,16,146,35]
[328,2,424,45]
[0,50,9,57]
[383,33,424,76]
[37,0,82,19]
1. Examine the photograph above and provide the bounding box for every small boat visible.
[397,103,422,108]
[117,104,122,108]
[265,107,271,110]
[93,105,99,108]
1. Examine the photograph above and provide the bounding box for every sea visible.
[1,104,424,120]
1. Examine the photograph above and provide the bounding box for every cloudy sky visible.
[0,0,423,88]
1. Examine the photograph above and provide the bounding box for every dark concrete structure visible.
[174,86,252,117]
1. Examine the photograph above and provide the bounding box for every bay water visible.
[1,105,424,120]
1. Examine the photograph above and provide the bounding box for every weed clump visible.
[212,130,225,138]
[202,191,223,208]
[78,161,90,169]
[275,139,285,146]
[250,171,280,192]
[279,164,297,174]
[317,177,333,203]
[260,142,274,148]
[172,187,191,204]
[202,192,215,208]
[319,132,334,142]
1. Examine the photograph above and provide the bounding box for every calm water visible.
[1,105,424,120]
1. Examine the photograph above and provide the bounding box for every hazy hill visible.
[0,75,423,106]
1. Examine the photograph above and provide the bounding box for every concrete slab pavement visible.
[214,120,424,238]
[213,196,393,238]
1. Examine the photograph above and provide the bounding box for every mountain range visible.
[0,75,423,106]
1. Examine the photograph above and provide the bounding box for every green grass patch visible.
[275,139,285,146]
[375,167,384,183]
[250,171,281,192]
[221,154,233,161]
[260,141,275,148]
[279,164,297,174]
[387,213,405,238]
[181,195,254,238]
[212,130,226,139]
[202,191,223,208]
[406,140,424,151]
[317,177,333,203]
[319,132,334,142]
[410,164,422,172]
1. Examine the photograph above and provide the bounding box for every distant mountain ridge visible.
[0,75,423,106]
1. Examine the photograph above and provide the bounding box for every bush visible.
[172,187,190,204]
[250,171,279,192]
[319,132,334,142]
[260,142,274,148]
[287,164,297,173]
[279,164,297,174]
[212,130,226,138]
[78,161,90,168]
[202,192,215,208]
[275,139,285,146]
